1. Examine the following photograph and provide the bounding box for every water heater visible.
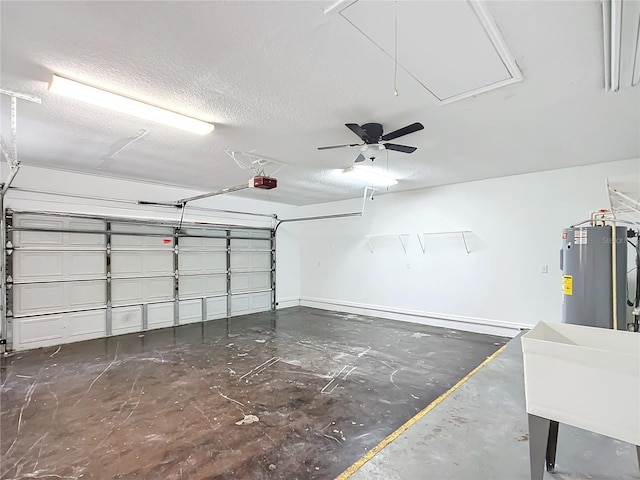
[561,226,627,329]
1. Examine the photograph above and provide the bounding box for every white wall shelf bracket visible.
[417,231,472,254]
[365,234,411,253]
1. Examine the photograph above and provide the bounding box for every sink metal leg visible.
[528,414,551,480]
[546,420,559,472]
[636,445,639,470]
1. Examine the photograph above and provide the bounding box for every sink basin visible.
[522,321,640,445]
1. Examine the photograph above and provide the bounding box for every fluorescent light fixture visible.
[48,75,215,135]
[341,166,398,186]
[611,0,622,91]
[603,0,640,91]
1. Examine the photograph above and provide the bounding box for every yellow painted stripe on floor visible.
[335,343,508,480]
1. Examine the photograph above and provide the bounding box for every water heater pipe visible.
[590,209,611,226]
[612,222,618,330]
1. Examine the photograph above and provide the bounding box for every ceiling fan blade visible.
[317,143,361,150]
[345,123,368,141]
[384,143,417,154]
[354,153,365,163]
[380,122,424,141]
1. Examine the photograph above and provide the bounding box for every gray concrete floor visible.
[0,307,507,480]
[350,335,640,480]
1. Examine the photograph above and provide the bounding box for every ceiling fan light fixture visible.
[341,166,398,186]
[360,144,385,153]
[48,75,215,135]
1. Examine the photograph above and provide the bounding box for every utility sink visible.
[522,321,640,445]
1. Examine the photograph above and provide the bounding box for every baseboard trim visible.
[276,298,301,309]
[299,297,531,337]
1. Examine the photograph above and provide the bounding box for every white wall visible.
[3,159,638,338]
[295,158,640,337]
[2,165,301,305]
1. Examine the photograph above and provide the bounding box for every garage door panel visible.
[179,252,226,273]
[144,277,174,301]
[230,272,271,292]
[230,239,254,250]
[16,314,65,349]
[250,252,271,269]
[179,276,202,297]
[17,230,63,246]
[67,310,106,341]
[148,302,174,329]
[112,306,142,335]
[179,236,202,248]
[112,278,173,303]
[111,225,174,248]
[231,229,270,239]
[15,216,64,229]
[68,233,105,246]
[179,275,226,297]
[14,280,106,316]
[230,239,270,250]
[111,252,143,275]
[14,251,105,281]
[14,217,64,246]
[204,275,227,295]
[111,252,173,276]
[230,274,249,292]
[110,224,172,233]
[203,237,226,249]
[69,252,105,277]
[66,218,105,229]
[14,283,64,315]
[112,279,143,303]
[111,234,143,247]
[206,297,227,320]
[180,236,226,249]
[179,300,202,325]
[15,252,63,280]
[252,272,271,289]
[230,295,249,315]
[112,233,174,248]
[203,253,226,271]
[15,216,105,247]
[68,220,106,245]
[68,281,106,308]
[179,253,204,273]
[231,292,271,316]
[231,252,249,269]
[231,252,270,270]
[250,292,272,312]
[14,310,106,349]
[143,252,173,274]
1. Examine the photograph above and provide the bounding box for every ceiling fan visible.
[318,122,424,163]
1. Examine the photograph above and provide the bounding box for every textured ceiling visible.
[1,1,638,206]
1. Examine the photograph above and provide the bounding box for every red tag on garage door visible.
[163,239,172,244]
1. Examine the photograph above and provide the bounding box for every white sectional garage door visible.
[178,228,228,325]
[110,223,175,336]
[6,211,274,351]
[230,229,273,316]
[11,213,107,350]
